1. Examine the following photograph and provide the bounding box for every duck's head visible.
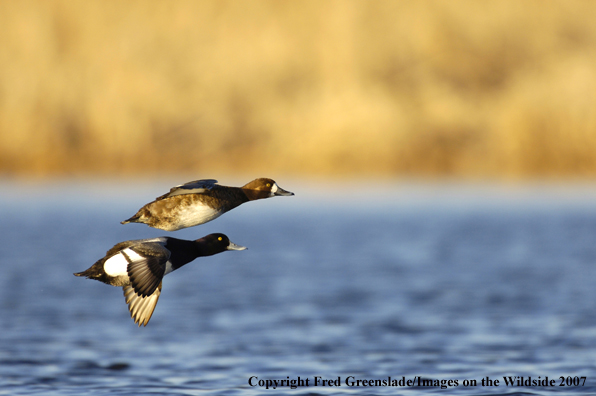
[196,233,247,255]
[242,178,294,198]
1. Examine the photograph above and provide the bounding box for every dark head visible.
[241,178,294,200]
[195,233,247,256]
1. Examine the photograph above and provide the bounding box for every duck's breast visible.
[168,200,224,229]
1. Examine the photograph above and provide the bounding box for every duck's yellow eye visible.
[218,237,222,241]
[266,183,271,187]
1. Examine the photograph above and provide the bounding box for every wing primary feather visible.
[123,283,162,327]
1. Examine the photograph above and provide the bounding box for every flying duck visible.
[74,233,246,326]
[121,178,294,231]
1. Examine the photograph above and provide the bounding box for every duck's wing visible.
[126,242,169,297]
[123,282,162,327]
[155,179,218,200]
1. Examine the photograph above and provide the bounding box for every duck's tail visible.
[73,267,96,278]
[73,258,107,279]
[121,214,141,225]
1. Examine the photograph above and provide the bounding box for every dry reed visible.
[1,0,596,179]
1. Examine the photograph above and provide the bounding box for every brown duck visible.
[121,178,294,231]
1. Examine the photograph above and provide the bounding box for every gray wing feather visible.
[123,283,162,327]
[156,179,218,200]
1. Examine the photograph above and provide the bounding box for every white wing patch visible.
[164,261,174,276]
[104,248,145,277]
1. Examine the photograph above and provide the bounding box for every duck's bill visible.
[274,186,294,196]
[227,242,248,251]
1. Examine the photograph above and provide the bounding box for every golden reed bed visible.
[1,1,595,178]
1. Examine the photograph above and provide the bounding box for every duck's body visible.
[74,233,246,326]
[121,178,294,231]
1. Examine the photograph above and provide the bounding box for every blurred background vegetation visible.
[1,0,596,179]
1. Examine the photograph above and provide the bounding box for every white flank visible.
[103,253,128,277]
[104,248,144,277]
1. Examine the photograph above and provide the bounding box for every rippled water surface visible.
[2,180,596,395]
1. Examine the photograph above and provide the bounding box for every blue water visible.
[2,180,596,395]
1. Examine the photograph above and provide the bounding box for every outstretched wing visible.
[123,282,162,327]
[156,179,218,200]
[126,242,169,297]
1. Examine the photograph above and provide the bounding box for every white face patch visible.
[104,248,144,277]
[270,183,278,196]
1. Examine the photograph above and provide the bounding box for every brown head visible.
[241,178,294,201]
